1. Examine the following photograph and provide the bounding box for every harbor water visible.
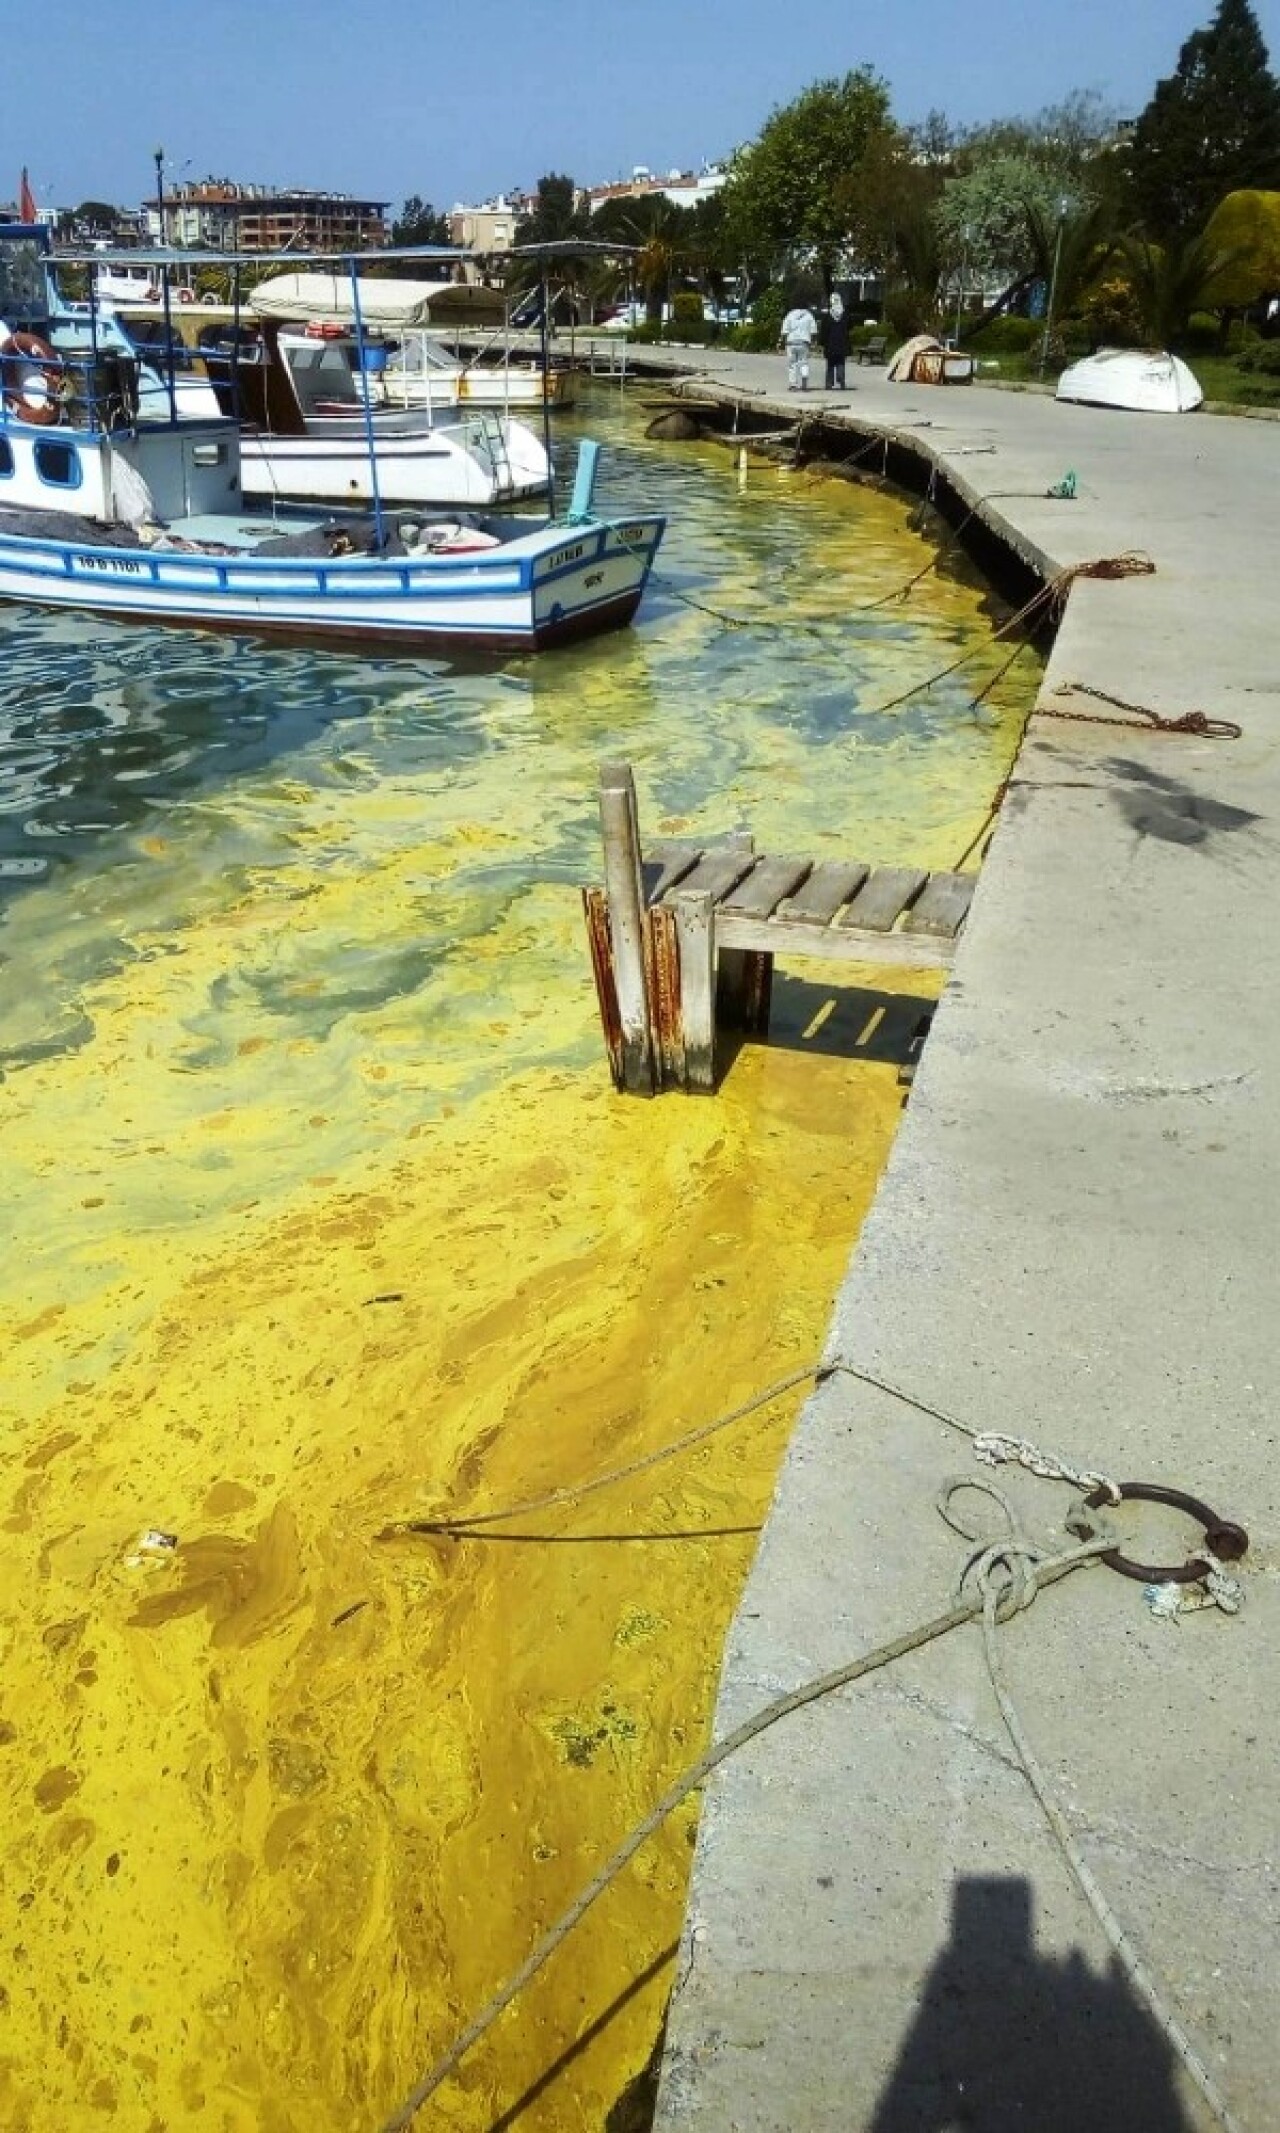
[0,387,1041,2129]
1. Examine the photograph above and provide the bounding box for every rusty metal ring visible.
[1082,1481,1248,1585]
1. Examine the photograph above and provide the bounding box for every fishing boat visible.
[0,225,665,653]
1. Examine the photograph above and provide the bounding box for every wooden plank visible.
[717,908,954,972]
[774,860,870,925]
[902,870,976,938]
[668,846,758,905]
[641,839,703,905]
[671,890,716,1092]
[646,903,686,1090]
[598,762,655,1095]
[838,866,928,933]
[720,854,812,920]
[582,887,624,1090]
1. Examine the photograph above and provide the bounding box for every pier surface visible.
[639,354,1280,2128]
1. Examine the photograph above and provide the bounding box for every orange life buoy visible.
[177,286,196,304]
[304,321,346,340]
[2,331,65,425]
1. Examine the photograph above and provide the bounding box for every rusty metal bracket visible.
[1081,1481,1248,1585]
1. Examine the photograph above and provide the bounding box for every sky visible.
[4,0,1280,215]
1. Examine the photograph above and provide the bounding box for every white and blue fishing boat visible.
[0,225,664,654]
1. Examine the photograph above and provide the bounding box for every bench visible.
[856,335,888,366]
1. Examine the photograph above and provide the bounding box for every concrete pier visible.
[639,353,1280,2130]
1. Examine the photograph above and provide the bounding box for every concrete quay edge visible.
[639,354,1280,2132]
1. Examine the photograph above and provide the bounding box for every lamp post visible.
[953,223,971,348]
[152,146,178,421]
[1038,197,1069,380]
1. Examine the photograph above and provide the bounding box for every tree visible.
[1127,0,1280,240]
[390,196,450,247]
[722,68,893,289]
[936,152,1086,283]
[592,193,695,320]
[516,173,589,247]
[1121,225,1241,343]
[1202,187,1280,305]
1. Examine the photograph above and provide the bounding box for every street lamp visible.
[1038,197,1069,380]
[953,223,971,347]
[151,146,177,420]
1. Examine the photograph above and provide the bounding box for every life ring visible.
[177,286,197,304]
[2,331,65,425]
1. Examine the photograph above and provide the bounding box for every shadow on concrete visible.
[869,1877,1193,2133]
[1103,756,1262,851]
[755,975,935,1067]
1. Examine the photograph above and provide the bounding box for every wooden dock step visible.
[584,764,977,1095]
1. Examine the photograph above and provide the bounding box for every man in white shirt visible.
[779,303,818,390]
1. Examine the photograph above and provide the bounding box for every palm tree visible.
[1022,199,1121,322]
[1120,227,1242,347]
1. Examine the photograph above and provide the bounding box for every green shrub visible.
[968,315,1042,354]
[663,295,711,344]
[849,321,884,346]
[1236,338,1280,373]
[1182,310,1221,354]
[626,320,663,346]
[725,320,775,351]
[750,286,787,344]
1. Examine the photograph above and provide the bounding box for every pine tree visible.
[1128,0,1280,238]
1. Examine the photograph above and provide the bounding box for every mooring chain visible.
[1041,679,1243,742]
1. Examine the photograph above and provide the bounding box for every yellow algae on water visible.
[1,1012,930,2131]
[0,399,1039,2128]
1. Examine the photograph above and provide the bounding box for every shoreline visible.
[626,354,1280,2129]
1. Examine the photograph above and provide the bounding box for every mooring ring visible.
[1082,1480,1248,1585]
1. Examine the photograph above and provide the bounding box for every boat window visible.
[0,436,13,477]
[191,442,226,466]
[34,438,81,489]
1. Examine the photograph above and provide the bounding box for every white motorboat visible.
[1056,348,1203,414]
[236,327,550,507]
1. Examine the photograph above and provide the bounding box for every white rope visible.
[970,1516,1247,2133]
[972,1429,1122,1503]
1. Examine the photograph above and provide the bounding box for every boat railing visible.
[0,346,144,435]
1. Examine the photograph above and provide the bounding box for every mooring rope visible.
[377,1362,821,1540]
[377,1401,1245,2132]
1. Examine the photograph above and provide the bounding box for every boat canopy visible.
[250,272,504,329]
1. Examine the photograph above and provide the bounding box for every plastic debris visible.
[124,1529,179,1569]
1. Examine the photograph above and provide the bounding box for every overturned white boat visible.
[1056,348,1203,414]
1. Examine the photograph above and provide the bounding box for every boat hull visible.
[0,516,665,654]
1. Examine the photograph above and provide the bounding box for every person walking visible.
[819,293,851,390]
[779,301,818,390]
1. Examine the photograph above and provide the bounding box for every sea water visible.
[0,388,1040,2129]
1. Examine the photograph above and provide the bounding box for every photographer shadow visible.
[870,1877,1196,2133]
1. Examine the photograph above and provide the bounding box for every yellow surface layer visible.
[1,430,1036,2127]
[2,975,933,2131]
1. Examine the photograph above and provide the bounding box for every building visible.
[143,182,388,253]
[445,195,532,280]
[584,164,726,216]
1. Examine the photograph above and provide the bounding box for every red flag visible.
[19,168,37,223]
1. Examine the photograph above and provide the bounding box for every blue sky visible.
[6,0,1280,214]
